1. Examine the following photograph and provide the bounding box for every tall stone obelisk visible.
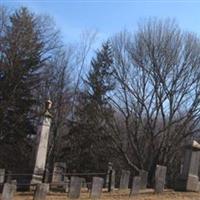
[31,100,52,184]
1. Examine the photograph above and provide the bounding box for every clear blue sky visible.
[2,0,200,45]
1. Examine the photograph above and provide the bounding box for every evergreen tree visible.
[0,7,58,170]
[62,41,115,172]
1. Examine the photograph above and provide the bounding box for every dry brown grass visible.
[8,189,200,200]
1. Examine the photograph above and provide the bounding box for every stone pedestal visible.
[175,140,200,192]
[31,100,52,184]
[33,183,49,200]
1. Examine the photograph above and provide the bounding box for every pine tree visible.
[0,7,58,170]
[62,41,115,172]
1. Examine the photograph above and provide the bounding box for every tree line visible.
[0,6,200,186]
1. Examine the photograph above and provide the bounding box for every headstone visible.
[52,162,66,183]
[119,170,130,189]
[106,162,113,188]
[81,178,87,188]
[175,140,200,192]
[64,176,70,193]
[139,170,148,189]
[6,171,12,183]
[155,165,167,193]
[0,169,5,183]
[91,177,104,199]
[33,183,49,200]
[31,100,52,184]
[69,177,82,199]
[130,176,141,196]
[2,182,16,200]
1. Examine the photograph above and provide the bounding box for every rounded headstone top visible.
[192,140,200,150]
[185,140,200,150]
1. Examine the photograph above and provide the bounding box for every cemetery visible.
[0,101,199,199]
[1,2,200,200]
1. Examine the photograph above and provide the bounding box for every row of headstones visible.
[119,165,167,195]
[0,176,104,200]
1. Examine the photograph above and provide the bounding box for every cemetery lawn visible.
[13,189,200,200]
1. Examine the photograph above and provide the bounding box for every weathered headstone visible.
[106,162,115,190]
[81,178,87,188]
[155,165,167,193]
[69,177,82,199]
[91,177,104,199]
[33,183,49,200]
[64,176,70,193]
[31,100,52,184]
[52,162,66,183]
[119,170,130,189]
[175,140,200,192]
[6,171,12,183]
[2,182,16,200]
[0,169,5,183]
[139,170,148,189]
[130,176,141,196]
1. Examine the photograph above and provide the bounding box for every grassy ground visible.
[10,189,200,200]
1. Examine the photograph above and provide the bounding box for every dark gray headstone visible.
[139,170,148,189]
[33,183,49,200]
[2,182,16,200]
[69,177,82,199]
[119,170,130,189]
[106,162,113,188]
[6,171,12,183]
[175,140,200,192]
[130,176,141,196]
[91,177,104,199]
[155,165,167,193]
[52,162,66,183]
[64,176,70,193]
[0,169,5,183]
[81,178,87,188]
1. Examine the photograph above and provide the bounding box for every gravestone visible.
[6,171,12,183]
[69,177,82,199]
[139,170,148,189]
[33,183,49,200]
[52,162,66,183]
[64,176,70,192]
[0,169,5,183]
[155,165,167,193]
[91,177,104,199]
[2,182,16,200]
[81,178,87,188]
[0,169,5,192]
[106,162,115,190]
[119,170,130,189]
[130,176,141,196]
[175,140,200,192]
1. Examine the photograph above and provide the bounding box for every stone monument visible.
[31,100,52,184]
[175,140,200,192]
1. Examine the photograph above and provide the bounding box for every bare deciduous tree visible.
[109,19,200,183]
